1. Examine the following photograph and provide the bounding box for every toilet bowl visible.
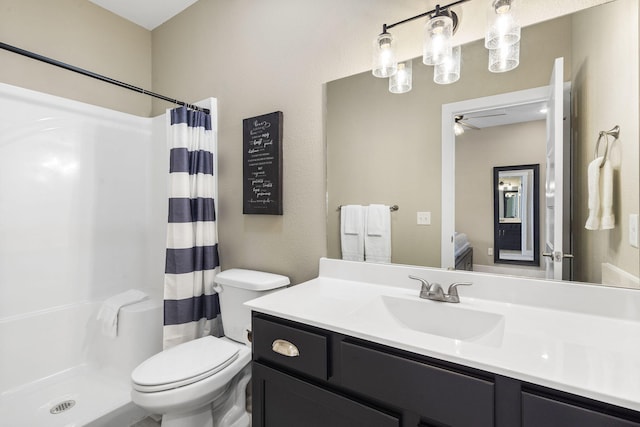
[131,269,289,427]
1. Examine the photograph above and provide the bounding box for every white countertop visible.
[246,258,640,412]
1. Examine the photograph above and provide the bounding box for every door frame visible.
[441,85,551,269]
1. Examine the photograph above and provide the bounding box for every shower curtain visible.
[163,106,222,349]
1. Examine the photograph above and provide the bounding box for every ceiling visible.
[458,101,548,130]
[88,0,198,30]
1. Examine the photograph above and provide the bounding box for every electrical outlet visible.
[630,214,639,248]
[417,212,431,225]
[488,248,493,256]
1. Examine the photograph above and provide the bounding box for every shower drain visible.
[50,399,76,414]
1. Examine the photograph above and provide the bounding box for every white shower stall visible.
[0,82,169,426]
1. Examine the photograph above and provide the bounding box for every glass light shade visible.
[453,122,465,136]
[485,0,520,49]
[434,45,461,84]
[372,32,398,78]
[389,60,412,94]
[488,41,520,72]
[423,15,453,66]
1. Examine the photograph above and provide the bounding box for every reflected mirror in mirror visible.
[493,165,540,266]
[326,0,639,289]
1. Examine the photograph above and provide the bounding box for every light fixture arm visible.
[383,0,470,32]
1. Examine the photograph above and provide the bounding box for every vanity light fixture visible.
[389,60,413,93]
[488,40,520,72]
[485,0,520,49]
[486,0,521,73]
[434,45,461,84]
[423,7,456,66]
[372,28,398,78]
[373,0,522,93]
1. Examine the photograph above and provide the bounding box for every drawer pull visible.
[272,339,300,357]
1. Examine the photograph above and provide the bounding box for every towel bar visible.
[337,204,399,212]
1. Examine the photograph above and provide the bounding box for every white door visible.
[544,57,569,280]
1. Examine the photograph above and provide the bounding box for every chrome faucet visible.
[408,276,472,303]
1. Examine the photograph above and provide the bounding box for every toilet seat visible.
[132,336,240,393]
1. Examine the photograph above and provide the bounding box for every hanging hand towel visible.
[365,204,391,263]
[340,205,365,261]
[585,157,615,230]
[600,158,614,229]
[96,289,148,338]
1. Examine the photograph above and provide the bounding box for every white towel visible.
[96,289,148,338]
[340,205,365,261]
[365,204,391,263]
[585,157,614,230]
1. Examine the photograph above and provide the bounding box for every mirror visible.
[493,165,540,266]
[326,0,639,288]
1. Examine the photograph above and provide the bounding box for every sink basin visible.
[351,295,505,345]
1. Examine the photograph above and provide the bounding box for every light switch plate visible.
[488,248,493,256]
[630,214,639,248]
[417,212,431,225]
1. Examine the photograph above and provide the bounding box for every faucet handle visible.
[446,282,472,300]
[409,275,431,298]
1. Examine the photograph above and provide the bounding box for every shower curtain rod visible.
[0,42,210,114]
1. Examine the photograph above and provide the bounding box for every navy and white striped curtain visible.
[163,106,222,349]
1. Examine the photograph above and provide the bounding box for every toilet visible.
[131,269,290,427]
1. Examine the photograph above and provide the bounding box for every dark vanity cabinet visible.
[252,313,640,427]
[496,222,521,251]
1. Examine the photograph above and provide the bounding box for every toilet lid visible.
[132,336,239,392]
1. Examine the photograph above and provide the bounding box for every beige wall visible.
[326,17,572,268]
[0,0,620,285]
[456,121,547,273]
[571,0,640,283]
[151,0,613,284]
[0,0,152,116]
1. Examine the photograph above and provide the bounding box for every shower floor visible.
[0,364,147,427]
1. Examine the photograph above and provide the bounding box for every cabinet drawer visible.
[340,341,494,427]
[522,392,640,427]
[252,315,328,380]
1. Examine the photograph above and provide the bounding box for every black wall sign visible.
[243,111,283,215]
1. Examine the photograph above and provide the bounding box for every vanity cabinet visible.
[252,313,640,427]
[496,223,521,251]
[521,392,640,427]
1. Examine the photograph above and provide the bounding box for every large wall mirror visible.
[493,164,540,266]
[326,0,639,289]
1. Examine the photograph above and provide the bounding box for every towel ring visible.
[594,125,620,168]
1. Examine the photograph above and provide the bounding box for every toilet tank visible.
[214,269,289,345]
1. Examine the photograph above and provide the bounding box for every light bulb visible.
[434,45,461,84]
[389,60,412,94]
[372,32,398,78]
[485,0,520,49]
[423,15,453,66]
[488,41,520,73]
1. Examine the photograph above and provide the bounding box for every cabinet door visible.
[522,392,640,427]
[498,223,521,250]
[253,362,400,427]
[340,341,494,427]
